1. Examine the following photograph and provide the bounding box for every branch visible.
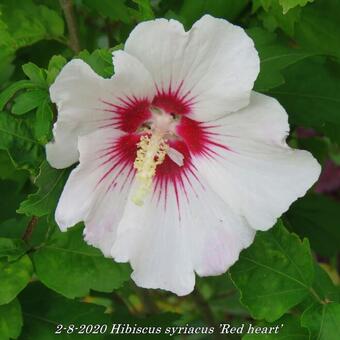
[132,283,159,315]
[22,216,38,242]
[191,288,223,339]
[191,288,217,327]
[105,20,120,47]
[59,0,81,53]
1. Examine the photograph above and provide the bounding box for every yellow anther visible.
[132,133,168,206]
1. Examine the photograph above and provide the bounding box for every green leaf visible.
[0,48,14,85]
[294,0,340,59]
[297,137,329,166]
[243,314,309,339]
[301,302,340,340]
[0,150,28,183]
[248,28,313,91]
[20,282,179,339]
[11,89,48,115]
[197,274,250,319]
[312,264,340,303]
[46,55,67,86]
[133,0,155,20]
[0,244,33,305]
[37,4,64,38]
[33,226,131,298]
[0,180,27,222]
[0,0,64,51]
[255,1,301,36]
[22,63,47,88]
[230,221,314,322]
[179,0,249,28]
[256,0,340,58]
[83,0,131,24]
[20,282,112,340]
[0,217,29,240]
[267,58,340,144]
[0,238,27,261]
[78,49,114,78]
[17,161,68,218]
[34,99,54,144]
[286,194,340,257]
[0,81,35,111]
[0,299,23,340]
[279,0,314,14]
[0,217,54,250]
[0,112,43,172]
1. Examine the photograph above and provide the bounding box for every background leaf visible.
[230,221,314,322]
[177,0,249,28]
[286,194,340,257]
[34,99,54,144]
[301,302,340,340]
[11,89,48,115]
[19,283,113,340]
[293,0,340,59]
[0,0,64,51]
[82,0,131,24]
[0,238,27,261]
[0,112,43,173]
[0,81,35,111]
[248,28,312,91]
[33,226,131,298]
[0,0,338,337]
[22,63,47,88]
[17,161,67,218]
[279,0,314,14]
[267,57,340,143]
[0,240,33,305]
[0,299,23,340]
[242,314,309,339]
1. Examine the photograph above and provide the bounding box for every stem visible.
[132,283,159,315]
[43,222,55,243]
[105,20,120,47]
[22,216,38,242]
[215,288,237,299]
[191,288,217,328]
[53,36,69,46]
[59,0,81,53]
[309,287,326,305]
[105,19,114,47]
[191,288,224,339]
[111,293,139,314]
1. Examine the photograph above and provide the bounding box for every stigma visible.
[132,108,184,206]
[132,132,168,206]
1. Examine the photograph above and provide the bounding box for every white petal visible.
[194,92,321,231]
[111,170,255,296]
[167,147,184,166]
[210,92,290,144]
[55,127,134,257]
[125,15,259,121]
[47,52,155,169]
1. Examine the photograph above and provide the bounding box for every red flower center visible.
[99,88,228,208]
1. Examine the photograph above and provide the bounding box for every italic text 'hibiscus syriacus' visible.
[46,15,321,296]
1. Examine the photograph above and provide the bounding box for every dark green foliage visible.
[33,226,131,299]
[230,221,314,322]
[0,1,339,339]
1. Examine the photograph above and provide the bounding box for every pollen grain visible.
[132,133,168,206]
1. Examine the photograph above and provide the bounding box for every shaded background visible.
[0,0,339,339]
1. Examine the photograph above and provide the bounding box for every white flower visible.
[46,15,321,296]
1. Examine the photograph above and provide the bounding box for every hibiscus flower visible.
[46,15,320,296]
